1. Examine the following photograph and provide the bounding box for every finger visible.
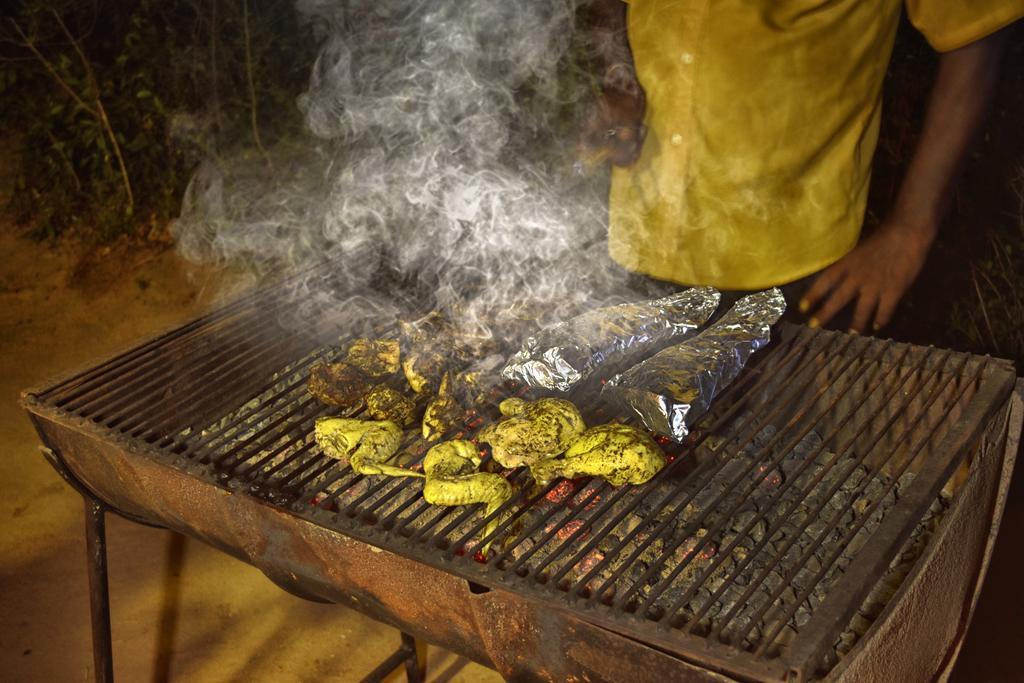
[874,292,900,332]
[810,279,858,328]
[850,289,878,334]
[800,266,845,316]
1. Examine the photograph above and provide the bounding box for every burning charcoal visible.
[757,463,784,488]
[545,479,580,505]
[502,287,720,392]
[345,338,401,377]
[365,385,417,425]
[531,424,667,487]
[604,289,786,440]
[547,518,589,542]
[308,361,373,409]
[569,480,604,511]
[571,549,606,583]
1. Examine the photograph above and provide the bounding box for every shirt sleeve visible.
[906,0,1024,51]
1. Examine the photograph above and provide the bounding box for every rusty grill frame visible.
[22,275,1018,682]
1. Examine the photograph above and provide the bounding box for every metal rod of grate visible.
[33,308,1014,682]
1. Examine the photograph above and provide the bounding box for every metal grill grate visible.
[32,286,1016,682]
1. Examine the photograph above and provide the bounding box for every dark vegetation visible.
[0,4,1022,365]
[0,0,314,240]
[873,19,1024,365]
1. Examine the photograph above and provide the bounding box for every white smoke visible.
[173,0,644,339]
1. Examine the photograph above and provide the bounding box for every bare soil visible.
[0,224,498,682]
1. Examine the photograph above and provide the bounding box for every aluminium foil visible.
[501,287,721,392]
[603,288,786,440]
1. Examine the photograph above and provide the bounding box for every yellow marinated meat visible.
[364,385,417,426]
[421,440,513,556]
[314,417,421,478]
[422,372,462,441]
[345,338,401,377]
[530,423,666,487]
[307,361,372,409]
[478,397,585,468]
[402,349,447,394]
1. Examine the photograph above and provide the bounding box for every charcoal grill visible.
[22,272,1023,682]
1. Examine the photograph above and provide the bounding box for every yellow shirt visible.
[609,0,1024,290]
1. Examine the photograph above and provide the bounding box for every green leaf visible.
[136,90,152,99]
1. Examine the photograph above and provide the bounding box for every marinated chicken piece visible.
[365,385,417,426]
[402,348,448,394]
[531,424,666,487]
[308,361,372,409]
[314,417,421,478]
[422,372,462,441]
[478,397,586,469]
[400,311,451,345]
[345,338,400,377]
[422,440,513,555]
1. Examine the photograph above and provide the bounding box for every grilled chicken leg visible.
[530,423,666,486]
[478,397,586,468]
[314,417,421,478]
[422,440,512,555]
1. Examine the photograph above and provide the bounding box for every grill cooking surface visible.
[29,279,1016,681]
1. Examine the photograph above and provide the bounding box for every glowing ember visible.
[574,549,605,576]
[757,463,783,487]
[546,479,579,504]
[547,518,589,541]
[699,542,718,561]
[308,494,338,512]
[570,487,600,511]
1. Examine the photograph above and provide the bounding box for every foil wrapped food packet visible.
[501,286,721,392]
[603,288,787,441]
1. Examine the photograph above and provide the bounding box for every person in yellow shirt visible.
[582,0,1022,332]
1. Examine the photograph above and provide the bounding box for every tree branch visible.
[242,0,271,167]
[8,18,97,116]
[51,9,134,212]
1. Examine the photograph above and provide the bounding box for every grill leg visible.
[401,632,425,683]
[84,496,114,683]
[360,631,424,683]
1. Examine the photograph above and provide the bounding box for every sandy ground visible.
[0,227,503,682]
[0,207,1019,680]
[2,233,1021,683]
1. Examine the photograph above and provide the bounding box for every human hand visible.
[578,80,646,169]
[799,219,937,333]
